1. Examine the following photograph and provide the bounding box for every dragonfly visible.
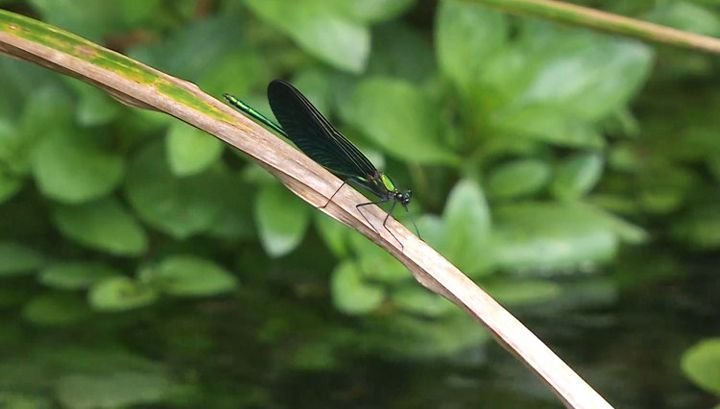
[223,79,419,246]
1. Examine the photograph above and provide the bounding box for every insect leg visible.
[382,200,403,248]
[356,198,389,236]
[319,180,347,209]
[405,208,422,240]
[356,199,402,248]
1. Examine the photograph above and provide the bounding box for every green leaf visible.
[22,292,90,326]
[551,152,604,200]
[32,131,124,204]
[490,202,620,273]
[433,179,493,276]
[445,183,489,233]
[370,314,489,358]
[17,86,74,174]
[206,177,256,240]
[0,59,57,119]
[52,197,147,256]
[331,261,384,315]
[513,27,653,121]
[140,255,237,297]
[493,108,606,149]
[341,0,416,23]
[39,262,120,290]
[289,342,338,371]
[89,276,158,311]
[436,0,507,91]
[315,213,349,257]
[29,0,164,41]
[40,344,166,375]
[343,78,457,165]
[255,183,310,257]
[201,51,270,98]
[0,393,51,409]
[0,285,33,309]
[56,371,172,409]
[681,338,720,395]
[0,120,24,203]
[166,122,223,176]
[587,205,647,244]
[368,23,435,82]
[349,231,408,284]
[672,204,720,249]
[0,119,18,163]
[392,285,454,317]
[484,279,561,306]
[637,165,697,214]
[486,159,551,199]
[68,80,120,126]
[456,23,652,147]
[648,2,720,36]
[292,69,334,116]
[245,0,370,73]
[0,169,21,204]
[125,141,225,239]
[0,241,45,277]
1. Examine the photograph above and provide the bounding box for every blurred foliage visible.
[1,0,720,407]
[682,338,720,396]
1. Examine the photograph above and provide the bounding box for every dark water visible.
[260,262,718,409]
[2,254,716,408]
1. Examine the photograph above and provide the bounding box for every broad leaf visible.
[39,262,120,290]
[349,231,408,283]
[245,0,369,73]
[331,261,384,315]
[436,0,507,91]
[22,292,90,326]
[68,80,120,126]
[140,255,237,297]
[681,338,720,395]
[490,202,622,273]
[0,241,45,277]
[487,159,551,199]
[33,131,124,204]
[56,371,172,409]
[433,179,493,276]
[0,169,21,203]
[53,197,147,256]
[255,183,310,257]
[343,78,457,165]
[125,141,225,239]
[392,285,454,317]
[483,279,561,306]
[166,122,223,176]
[89,276,158,311]
[341,0,416,23]
[551,152,604,200]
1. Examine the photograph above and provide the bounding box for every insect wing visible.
[267,80,378,179]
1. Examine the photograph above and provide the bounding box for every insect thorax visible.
[380,173,396,192]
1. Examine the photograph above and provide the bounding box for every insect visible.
[223,79,419,246]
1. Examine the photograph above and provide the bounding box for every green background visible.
[1,0,720,408]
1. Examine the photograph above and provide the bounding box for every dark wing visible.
[267,80,378,179]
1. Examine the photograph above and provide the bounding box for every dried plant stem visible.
[473,0,720,54]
